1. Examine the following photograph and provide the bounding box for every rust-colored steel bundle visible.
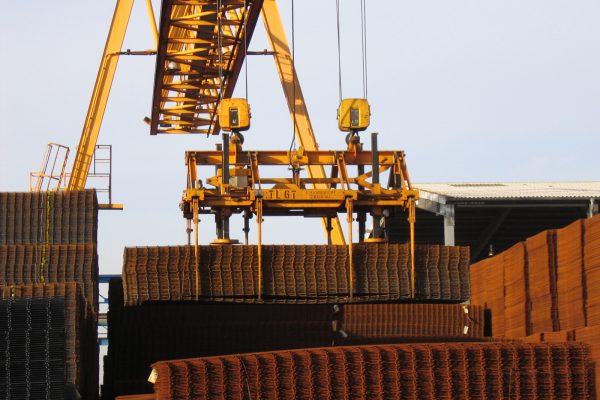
[471,214,600,399]
[151,342,595,400]
[0,190,100,398]
[0,282,97,400]
[0,297,66,399]
[557,220,586,329]
[584,215,600,326]
[574,325,600,398]
[0,190,98,245]
[338,303,485,343]
[526,230,559,333]
[502,242,529,338]
[470,254,505,337]
[103,278,487,399]
[122,244,471,305]
[0,243,99,312]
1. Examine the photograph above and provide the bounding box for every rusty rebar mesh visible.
[338,303,486,343]
[471,253,507,338]
[584,214,600,326]
[0,244,99,312]
[0,282,97,397]
[103,279,337,399]
[122,244,471,305]
[151,342,595,400]
[526,230,560,334]
[0,190,98,245]
[103,279,488,400]
[502,242,529,339]
[0,297,66,400]
[574,325,600,400]
[556,219,587,330]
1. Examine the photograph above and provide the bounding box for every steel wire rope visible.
[244,0,249,101]
[336,0,343,103]
[360,0,368,99]
[218,0,224,95]
[288,0,297,167]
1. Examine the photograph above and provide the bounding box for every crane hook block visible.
[219,98,251,132]
[337,98,370,132]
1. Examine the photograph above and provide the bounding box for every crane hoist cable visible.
[360,0,368,99]
[244,0,249,100]
[336,0,370,100]
[336,0,343,103]
[288,0,297,167]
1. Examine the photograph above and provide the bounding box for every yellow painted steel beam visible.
[145,0,159,47]
[186,149,406,166]
[69,0,134,190]
[261,0,346,244]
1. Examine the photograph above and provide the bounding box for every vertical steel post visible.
[192,199,200,300]
[357,163,365,242]
[346,198,354,299]
[222,133,230,239]
[256,198,263,300]
[371,132,383,238]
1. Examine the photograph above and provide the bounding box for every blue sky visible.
[1,1,599,274]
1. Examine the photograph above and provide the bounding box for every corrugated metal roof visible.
[414,182,600,200]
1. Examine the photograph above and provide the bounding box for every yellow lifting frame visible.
[261,0,346,245]
[69,0,158,193]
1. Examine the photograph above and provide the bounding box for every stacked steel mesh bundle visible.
[0,283,97,399]
[584,215,600,326]
[0,190,100,398]
[102,279,338,399]
[556,219,587,329]
[122,244,471,305]
[104,279,490,399]
[0,298,66,400]
[338,303,486,343]
[526,230,560,333]
[0,190,98,245]
[0,244,99,312]
[150,342,595,400]
[469,256,507,337]
[574,325,600,399]
[502,242,529,338]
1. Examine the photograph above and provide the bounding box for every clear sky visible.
[1,1,599,274]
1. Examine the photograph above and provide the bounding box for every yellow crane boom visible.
[69,0,158,198]
[68,0,135,191]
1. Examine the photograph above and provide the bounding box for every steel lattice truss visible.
[150,0,263,135]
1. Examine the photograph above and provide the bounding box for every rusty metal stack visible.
[110,215,600,399]
[0,190,99,399]
[0,191,98,245]
[527,230,559,333]
[557,220,586,330]
[502,242,529,338]
[470,213,600,399]
[122,244,471,305]
[584,215,600,326]
[150,342,595,400]
[338,303,486,343]
[103,276,487,399]
[0,297,66,399]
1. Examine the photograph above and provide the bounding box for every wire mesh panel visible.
[151,342,595,400]
[0,297,66,400]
